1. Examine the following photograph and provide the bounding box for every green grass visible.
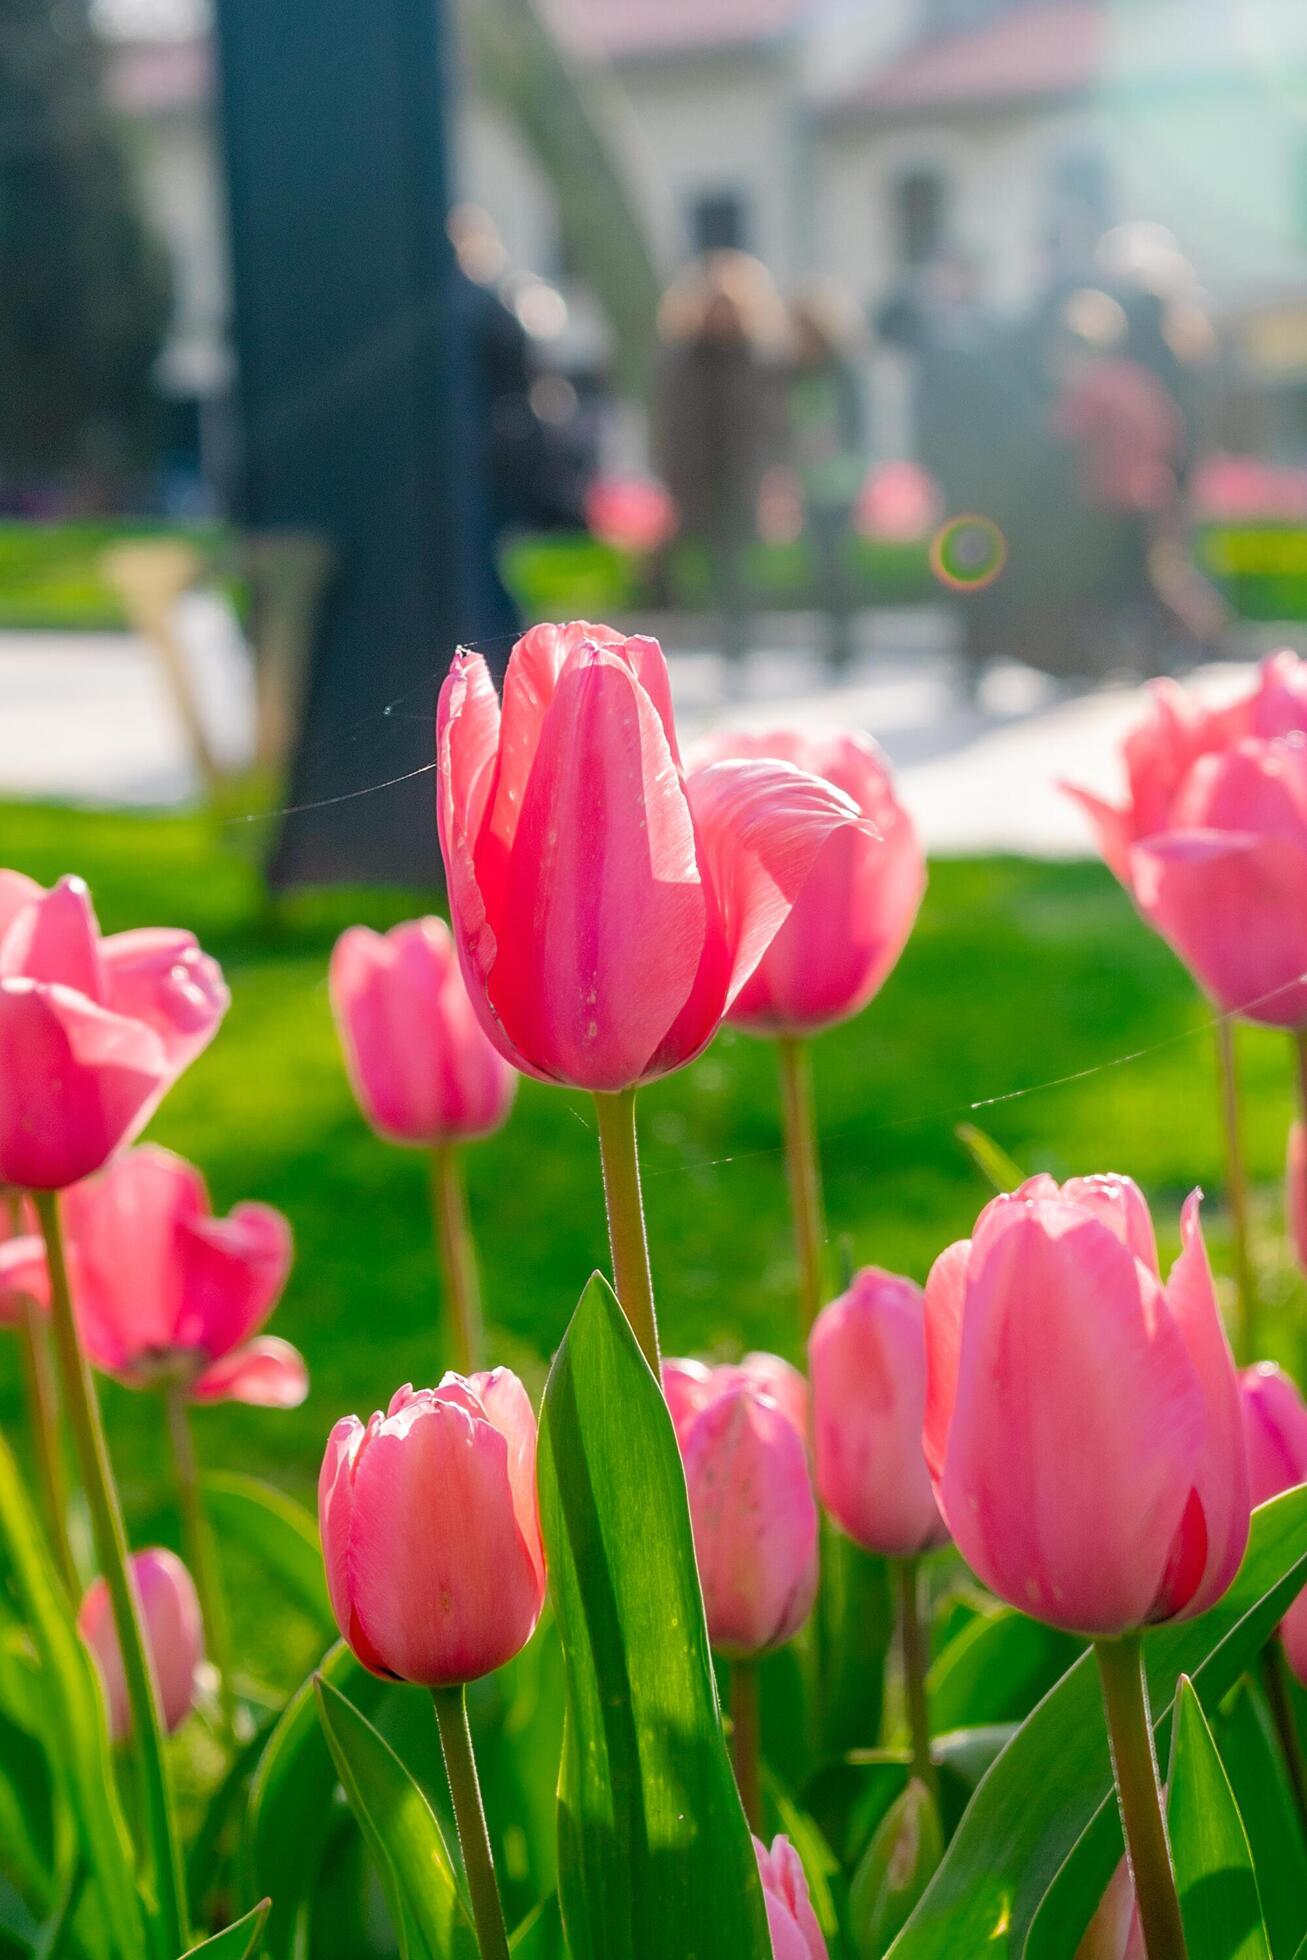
[2,799,1304,1676]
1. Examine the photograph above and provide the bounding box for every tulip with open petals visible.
[671,1373,818,1656]
[79,1547,203,1741]
[923,1174,1249,1636]
[57,1145,302,1407]
[755,1835,827,1960]
[319,1372,545,1686]
[435,624,868,1091]
[330,917,515,1146]
[0,873,227,1189]
[700,729,924,1036]
[811,1268,948,1559]
[1239,1361,1307,1684]
[1064,651,1307,1026]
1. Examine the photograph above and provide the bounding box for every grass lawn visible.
[2,797,1304,1675]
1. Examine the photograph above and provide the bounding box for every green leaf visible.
[953,1125,1026,1195]
[201,1473,332,1629]
[1214,1679,1307,1957]
[538,1272,771,1960]
[850,1781,943,1958]
[926,1607,1080,1732]
[179,1899,270,1958]
[314,1674,476,1960]
[818,1532,894,1755]
[0,1696,56,1915]
[243,1640,384,1960]
[510,1895,566,1958]
[0,1431,143,1958]
[1167,1677,1269,1960]
[889,1485,1307,1957]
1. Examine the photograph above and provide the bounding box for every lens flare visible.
[930,515,1008,592]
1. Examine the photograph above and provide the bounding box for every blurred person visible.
[786,284,867,671]
[912,248,997,523]
[652,251,786,673]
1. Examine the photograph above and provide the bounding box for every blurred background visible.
[6,0,1307,872]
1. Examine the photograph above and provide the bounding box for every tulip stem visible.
[895,1557,935,1797]
[777,1036,827,1334]
[592,1088,661,1375]
[18,1294,76,1596]
[730,1658,763,1831]
[432,1684,511,1960]
[33,1190,188,1955]
[165,1380,237,1749]
[430,1144,484,1375]
[1215,1018,1255,1361]
[1095,1634,1188,1960]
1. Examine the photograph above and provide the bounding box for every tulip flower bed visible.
[3,633,1307,1960]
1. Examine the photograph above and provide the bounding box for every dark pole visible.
[214,0,473,885]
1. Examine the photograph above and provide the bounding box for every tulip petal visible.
[939,1203,1202,1634]
[1059,784,1134,885]
[480,622,619,864]
[1240,1362,1307,1507]
[1129,828,1307,1026]
[1060,1174,1159,1273]
[0,875,106,1001]
[192,1335,308,1407]
[922,1238,970,1485]
[61,1146,206,1369]
[99,928,229,1070]
[174,1201,292,1360]
[485,646,705,1089]
[436,651,506,1008]
[1152,1193,1249,1619]
[466,1367,543,1587]
[0,981,169,1191]
[0,871,41,942]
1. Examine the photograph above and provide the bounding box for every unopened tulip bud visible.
[924,1175,1248,1636]
[79,1547,202,1741]
[1075,1855,1145,1960]
[811,1268,948,1558]
[319,1372,545,1686]
[676,1378,818,1655]
[755,1834,827,1960]
[1239,1361,1307,1685]
[330,917,515,1146]
[849,1779,942,1958]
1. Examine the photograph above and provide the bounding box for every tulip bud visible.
[79,1548,203,1742]
[319,1372,545,1686]
[1075,1855,1145,1960]
[923,1175,1248,1636]
[664,1351,809,1447]
[810,1268,948,1559]
[1238,1361,1307,1685]
[754,1834,827,1960]
[849,1780,942,1958]
[677,1378,818,1656]
[330,917,515,1146]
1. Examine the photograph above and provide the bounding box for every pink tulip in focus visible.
[663,1351,809,1445]
[1288,1124,1307,1274]
[319,1372,545,1686]
[0,872,227,1188]
[58,1146,303,1407]
[1063,651,1307,1025]
[923,1174,1249,1636]
[672,1373,818,1655]
[755,1835,827,1960]
[1075,1855,1145,1960]
[810,1268,949,1559]
[436,624,868,1090]
[1239,1362,1307,1684]
[79,1547,202,1741]
[697,730,923,1035]
[330,917,515,1146]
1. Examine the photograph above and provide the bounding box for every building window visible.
[688,189,750,256]
[894,167,948,268]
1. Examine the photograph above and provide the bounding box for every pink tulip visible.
[319,1372,545,1686]
[664,1352,809,1446]
[1063,652,1307,1025]
[754,1835,827,1960]
[923,1174,1249,1636]
[699,729,924,1035]
[79,1547,203,1741]
[435,624,868,1090]
[330,917,516,1146]
[1239,1362,1307,1685]
[0,874,227,1189]
[810,1268,949,1559]
[1075,1855,1145,1960]
[672,1374,818,1655]
[56,1146,303,1407]
[1287,1124,1307,1274]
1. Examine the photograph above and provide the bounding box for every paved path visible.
[0,608,1288,855]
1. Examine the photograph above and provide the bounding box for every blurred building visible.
[99,0,1307,476]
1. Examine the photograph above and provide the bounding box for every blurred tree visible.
[0,0,170,501]
[464,0,663,397]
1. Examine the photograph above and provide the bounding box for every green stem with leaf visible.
[18,1294,76,1595]
[1095,1634,1187,1960]
[430,1143,485,1375]
[895,1557,935,1797]
[165,1379,237,1748]
[432,1684,511,1960]
[730,1658,763,1832]
[777,1036,827,1334]
[592,1088,660,1374]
